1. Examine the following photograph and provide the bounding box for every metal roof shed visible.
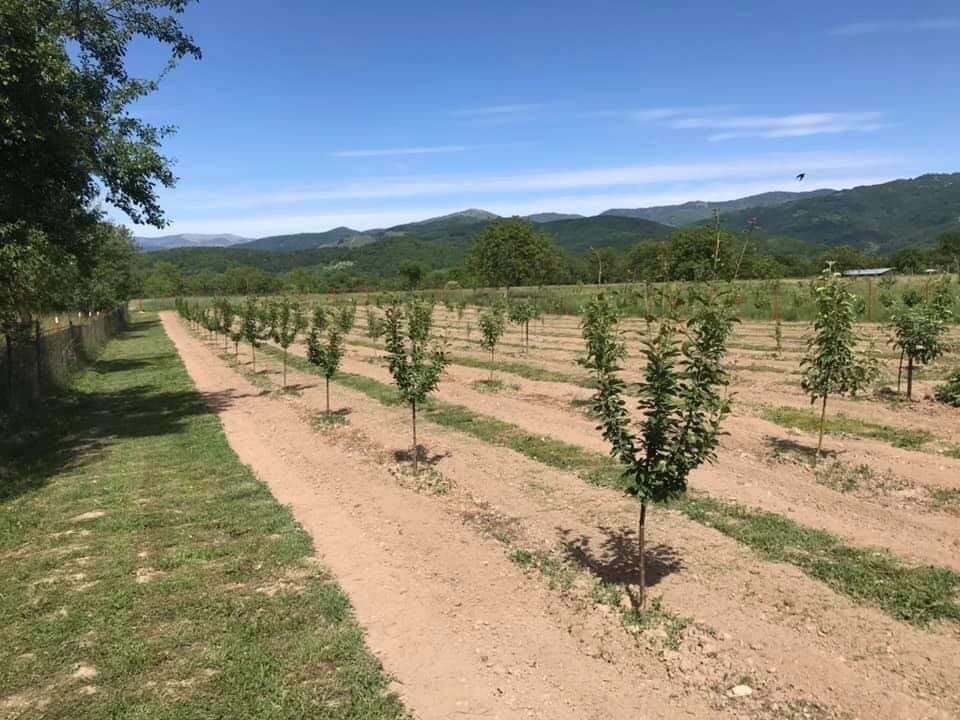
[841,268,895,277]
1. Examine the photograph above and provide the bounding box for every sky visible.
[120,0,960,238]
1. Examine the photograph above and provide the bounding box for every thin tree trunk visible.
[234,340,239,363]
[282,349,287,389]
[906,355,914,400]
[638,500,647,610]
[412,401,418,476]
[325,376,330,414]
[252,344,256,372]
[815,393,828,465]
[897,349,904,394]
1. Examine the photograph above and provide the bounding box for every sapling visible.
[888,299,951,400]
[270,297,307,389]
[583,291,735,609]
[334,301,357,334]
[383,298,448,476]
[478,302,506,378]
[508,300,541,352]
[774,319,783,358]
[306,313,344,414]
[240,297,270,372]
[365,307,385,340]
[801,269,879,463]
[214,297,234,352]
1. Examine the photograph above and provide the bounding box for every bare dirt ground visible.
[163,312,960,720]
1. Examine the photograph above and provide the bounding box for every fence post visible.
[35,320,42,399]
[5,332,12,412]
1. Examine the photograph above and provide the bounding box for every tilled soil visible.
[164,313,960,720]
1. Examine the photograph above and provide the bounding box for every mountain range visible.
[137,173,960,256]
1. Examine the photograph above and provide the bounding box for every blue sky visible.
[122,0,960,238]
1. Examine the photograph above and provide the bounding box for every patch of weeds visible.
[461,505,520,544]
[470,378,518,394]
[928,487,960,514]
[944,445,960,460]
[815,461,875,493]
[509,548,577,591]
[591,581,623,609]
[762,405,933,449]
[310,412,349,432]
[393,463,451,496]
[622,597,692,651]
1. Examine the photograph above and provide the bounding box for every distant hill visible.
[716,174,960,253]
[136,233,249,251]
[603,189,836,226]
[145,214,674,280]
[235,227,377,251]
[535,215,670,254]
[524,212,584,223]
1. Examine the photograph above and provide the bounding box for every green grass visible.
[271,340,960,625]
[762,405,934,449]
[673,495,960,625]
[0,317,406,720]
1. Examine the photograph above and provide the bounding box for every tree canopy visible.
[1,0,200,326]
[467,218,562,289]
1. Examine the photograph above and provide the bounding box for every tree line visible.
[2,0,200,337]
[139,219,960,298]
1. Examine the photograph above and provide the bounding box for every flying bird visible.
[796,173,806,181]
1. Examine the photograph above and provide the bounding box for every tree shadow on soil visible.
[392,445,450,466]
[764,435,837,462]
[559,525,684,592]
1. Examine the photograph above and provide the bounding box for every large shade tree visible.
[467,218,562,290]
[1,0,201,328]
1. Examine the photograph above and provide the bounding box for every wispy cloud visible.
[331,145,471,158]
[176,151,894,212]
[829,17,960,36]
[632,109,886,142]
[451,103,543,118]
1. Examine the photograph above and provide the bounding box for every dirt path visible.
[170,314,960,720]
[161,312,721,720]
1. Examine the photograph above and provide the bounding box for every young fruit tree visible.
[888,291,952,400]
[801,269,879,462]
[270,297,307,389]
[582,293,734,609]
[478,302,506,378]
[214,297,234,353]
[365,307,385,340]
[334,301,357,334]
[240,297,271,373]
[384,298,448,476]
[508,300,541,352]
[582,290,735,609]
[306,308,345,414]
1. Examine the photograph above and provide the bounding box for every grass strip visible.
[0,317,406,720]
[762,405,934,449]
[269,343,960,626]
[346,336,594,387]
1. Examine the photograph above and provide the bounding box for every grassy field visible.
[0,317,405,719]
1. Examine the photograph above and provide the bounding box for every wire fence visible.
[1,307,127,414]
